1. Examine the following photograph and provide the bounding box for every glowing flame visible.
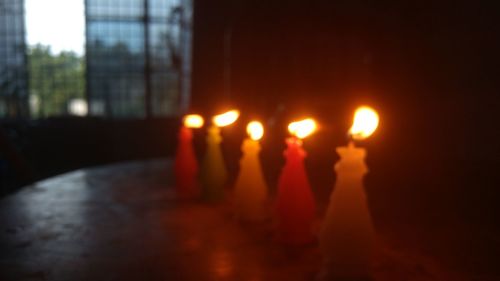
[213,110,240,127]
[349,106,379,140]
[246,121,264,141]
[183,114,204,128]
[288,118,317,139]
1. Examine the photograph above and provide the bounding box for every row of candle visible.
[174,106,379,280]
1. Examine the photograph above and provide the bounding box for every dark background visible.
[2,0,499,244]
[190,0,500,226]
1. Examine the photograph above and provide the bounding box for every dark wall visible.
[191,0,500,225]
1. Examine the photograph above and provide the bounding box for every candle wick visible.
[346,132,354,143]
[348,141,355,148]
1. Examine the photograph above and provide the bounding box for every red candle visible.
[275,118,317,244]
[174,114,204,199]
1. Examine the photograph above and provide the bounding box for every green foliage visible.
[28,44,85,118]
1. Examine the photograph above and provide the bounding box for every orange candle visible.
[275,118,317,244]
[319,106,379,280]
[234,121,268,221]
[174,114,204,198]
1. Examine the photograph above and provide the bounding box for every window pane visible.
[0,0,29,118]
[86,0,192,118]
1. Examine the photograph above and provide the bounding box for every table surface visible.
[0,160,497,281]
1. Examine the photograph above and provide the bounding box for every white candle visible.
[319,106,379,280]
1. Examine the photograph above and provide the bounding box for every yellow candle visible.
[233,121,268,221]
[319,106,379,280]
[200,110,239,202]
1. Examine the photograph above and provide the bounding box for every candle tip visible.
[183,114,204,128]
[213,110,240,127]
[247,121,264,140]
[349,106,379,140]
[288,118,317,139]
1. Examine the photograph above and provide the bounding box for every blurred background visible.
[1,0,499,260]
[1,0,192,194]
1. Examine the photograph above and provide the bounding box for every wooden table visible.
[0,160,495,280]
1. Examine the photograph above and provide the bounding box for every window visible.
[0,0,28,118]
[25,0,86,118]
[86,0,192,118]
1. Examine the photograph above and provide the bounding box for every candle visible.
[319,106,379,280]
[200,110,240,202]
[174,114,204,199]
[233,121,268,221]
[275,118,317,244]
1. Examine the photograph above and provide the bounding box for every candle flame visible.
[246,121,264,141]
[183,114,204,128]
[288,118,317,139]
[213,110,240,127]
[349,106,379,140]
